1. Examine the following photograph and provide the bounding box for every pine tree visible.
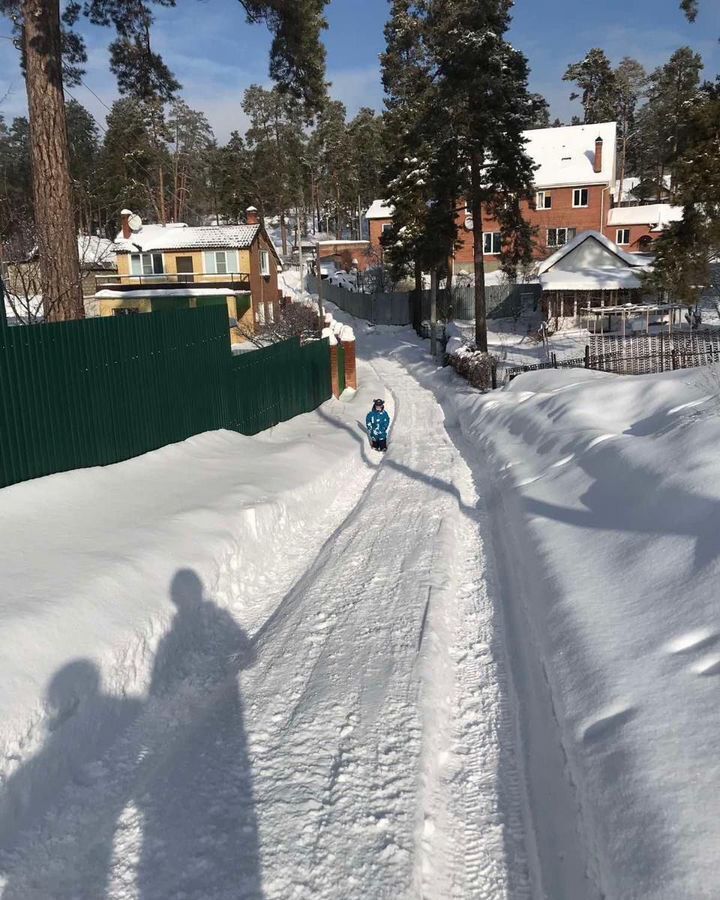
[614,58,646,202]
[380,0,459,293]
[426,0,538,351]
[647,77,720,303]
[242,85,307,251]
[563,49,619,124]
[634,48,703,201]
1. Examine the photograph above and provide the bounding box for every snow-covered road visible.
[0,334,530,898]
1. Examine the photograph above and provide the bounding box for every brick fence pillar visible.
[341,338,357,390]
[329,341,340,398]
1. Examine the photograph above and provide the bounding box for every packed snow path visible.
[0,340,529,899]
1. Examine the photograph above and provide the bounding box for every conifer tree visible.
[647,77,720,303]
[380,0,458,292]
[563,48,619,124]
[634,48,703,201]
[426,0,537,351]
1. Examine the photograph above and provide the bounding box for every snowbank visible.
[0,372,383,850]
[440,364,720,898]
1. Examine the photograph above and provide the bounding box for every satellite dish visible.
[464,214,474,231]
[128,213,142,232]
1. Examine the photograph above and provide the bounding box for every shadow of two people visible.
[0,569,263,900]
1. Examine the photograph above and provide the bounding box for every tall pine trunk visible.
[470,155,487,351]
[280,213,287,256]
[23,0,83,322]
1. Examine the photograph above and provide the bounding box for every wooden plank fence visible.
[507,330,720,382]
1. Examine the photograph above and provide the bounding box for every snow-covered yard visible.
[449,317,590,378]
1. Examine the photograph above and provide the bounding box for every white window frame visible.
[256,300,266,324]
[536,191,552,210]
[260,249,271,277]
[130,252,164,276]
[616,228,631,246]
[483,232,501,255]
[547,227,576,248]
[215,250,228,275]
[572,188,589,208]
[267,301,275,324]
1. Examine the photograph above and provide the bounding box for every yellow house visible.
[95,208,281,343]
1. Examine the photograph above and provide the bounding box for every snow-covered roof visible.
[538,230,646,275]
[78,235,118,269]
[114,223,262,254]
[365,200,395,220]
[523,121,617,188]
[612,174,671,203]
[607,204,683,229]
[539,268,644,291]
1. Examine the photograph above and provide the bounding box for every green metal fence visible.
[0,306,331,490]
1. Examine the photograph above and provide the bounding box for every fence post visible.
[0,276,7,330]
[672,347,678,371]
[552,352,558,368]
[328,339,340,398]
[341,336,357,390]
[584,345,590,369]
[491,359,497,390]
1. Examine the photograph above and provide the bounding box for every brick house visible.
[604,203,683,255]
[96,207,281,343]
[365,121,618,273]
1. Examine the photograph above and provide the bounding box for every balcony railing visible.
[95,272,252,292]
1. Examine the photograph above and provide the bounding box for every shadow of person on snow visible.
[0,659,143,898]
[136,568,262,900]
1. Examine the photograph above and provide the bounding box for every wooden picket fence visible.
[507,330,720,382]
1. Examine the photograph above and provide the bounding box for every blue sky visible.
[1,0,719,141]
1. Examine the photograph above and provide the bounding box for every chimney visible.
[120,208,133,240]
[594,137,603,174]
[246,206,259,226]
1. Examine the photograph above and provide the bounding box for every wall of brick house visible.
[368,220,392,251]
[453,184,612,271]
[319,241,372,271]
[248,233,280,324]
[603,223,656,253]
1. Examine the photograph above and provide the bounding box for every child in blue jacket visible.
[366,398,390,451]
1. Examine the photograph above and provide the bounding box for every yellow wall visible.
[118,250,252,283]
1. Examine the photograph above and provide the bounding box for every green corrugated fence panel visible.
[0,308,331,490]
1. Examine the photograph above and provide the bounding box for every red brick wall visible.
[454,185,611,267]
[369,183,613,270]
[603,223,656,253]
[249,233,280,321]
[319,241,373,271]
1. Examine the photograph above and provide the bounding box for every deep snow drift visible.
[442,362,720,899]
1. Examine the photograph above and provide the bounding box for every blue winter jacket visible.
[366,408,390,440]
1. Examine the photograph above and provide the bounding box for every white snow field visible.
[0,324,529,898]
[4,295,720,900]
[436,361,720,900]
